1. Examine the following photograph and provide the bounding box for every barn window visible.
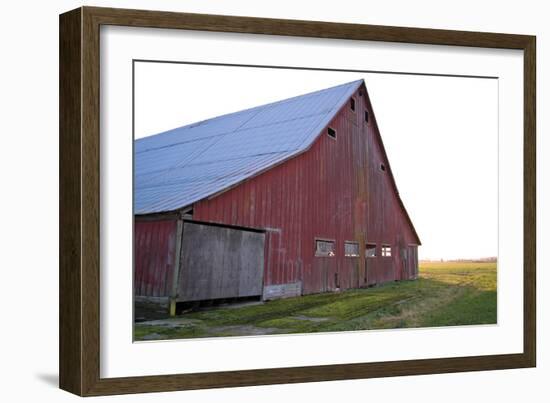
[382,245,392,257]
[364,110,369,123]
[380,163,386,172]
[327,127,337,139]
[344,242,359,257]
[350,97,356,111]
[366,244,377,257]
[315,239,335,257]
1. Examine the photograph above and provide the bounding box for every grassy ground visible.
[134,262,496,341]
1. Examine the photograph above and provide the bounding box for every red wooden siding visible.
[134,220,177,297]
[363,91,419,285]
[193,84,419,295]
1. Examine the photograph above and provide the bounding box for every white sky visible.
[134,62,498,261]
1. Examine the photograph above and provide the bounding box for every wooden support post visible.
[169,219,184,316]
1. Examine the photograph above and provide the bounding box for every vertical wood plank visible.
[169,219,184,316]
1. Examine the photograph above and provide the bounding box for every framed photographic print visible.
[59,6,536,396]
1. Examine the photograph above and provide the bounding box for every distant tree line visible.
[420,257,497,263]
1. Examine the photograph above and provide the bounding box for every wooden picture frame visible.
[59,6,536,396]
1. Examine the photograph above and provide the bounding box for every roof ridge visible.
[136,79,364,148]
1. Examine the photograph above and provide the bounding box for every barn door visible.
[400,247,408,280]
[178,221,265,302]
[407,245,418,279]
[309,239,337,293]
[365,243,376,285]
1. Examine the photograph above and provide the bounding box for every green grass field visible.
[134,262,497,341]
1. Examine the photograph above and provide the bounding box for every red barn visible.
[134,79,420,314]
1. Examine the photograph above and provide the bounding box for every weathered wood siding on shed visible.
[193,83,419,295]
[178,221,265,302]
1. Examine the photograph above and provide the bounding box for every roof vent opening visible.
[327,127,337,140]
[350,98,356,111]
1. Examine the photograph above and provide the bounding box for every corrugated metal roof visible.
[135,79,363,214]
